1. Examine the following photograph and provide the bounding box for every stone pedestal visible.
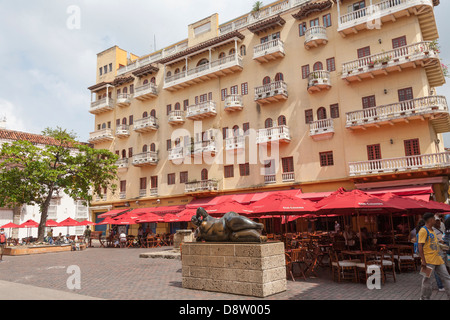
[182,242,286,298]
[173,229,194,251]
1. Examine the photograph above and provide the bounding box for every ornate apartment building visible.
[87,0,449,223]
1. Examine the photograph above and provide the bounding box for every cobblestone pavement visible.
[0,247,447,300]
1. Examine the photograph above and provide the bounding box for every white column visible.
[185,57,188,74]
[164,64,167,82]
[106,85,109,103]
[208,48,212,68]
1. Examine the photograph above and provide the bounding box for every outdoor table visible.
[341,250,378,262]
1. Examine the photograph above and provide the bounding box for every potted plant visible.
[252,1,263,19]
[368,60,376,68]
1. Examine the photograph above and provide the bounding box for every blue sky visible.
[0,0,449,145]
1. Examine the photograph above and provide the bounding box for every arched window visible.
[275,72,284,82]
[240,45,246,56]
[150,109,156,118]
[122,117,127,125]
[229,48,236,56]
[317,107,327,120]
[201,168,208,181]
[197,58,209,67]
[143,79,149,85]
[101,123,106,129]
[175,102,181,110]
[121,149,126,159]
[265,118,273,128]
[166,71,172,78]
[278,115,286,126]
[182,66,186,72]
[219,52,226,59]
[313,62,323,71]
[123,87,128,94]
[151,77,156,84]
[142,111,148,118]
[117,89,121,95]
[174,68,180,74]
[232,125,239,136]
[150,143,156,152]
[263,76,271,85]
[142,145,148,153]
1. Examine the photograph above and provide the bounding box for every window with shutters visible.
[120,180,127,192]
[150,109,156,117]
[166,139,171,151]
[404,139,420,156]
[122,117,127,125]
[201,169,208,181]
[116,119,120,126]
[200,93,207,102]
[398,87,413,102]
[129,115,133,125]
[260,36,269,44]
[174,102,181,110]
[240,45,246,56]
[357,46,371,58]
[367,144,382,160]
[151,176,158,188]
[305,109,313,124]
[282,157,294,173]
[302,65,310,79]
[221,88,227,101]
[75,200,88,219]
[323,13,331,27]
[265,118,273,128]
[139,177,147,190]
[313,62,323,71]
[224,165,234,178]
[264,159,275,175]
[239,163,250,176]
[319,151,334,167]
[278,115,286,126]
[208,92,212,101]
[310,18,319,27]
[241,82,248,95]
[121,150,126,159]
[222,127,229,140]
[299,22,307,36]
[362,95,376,109]
[392,36,407,49]
[326,57,336,72]
[243,122,250,135]
[130,84,134,94]
[263,76,271,85]
[167,173,175,185]
[47,199,58,220]
[142,111,148,118]
[230,85,238,95]
[166,104,172,115]
[183,99,189,111]
[128,147,133,158]
[142,145,148,153]
[317,107,327,120]
[330,104,340,118]
[275,73,284,81]
[195,96,199,104]
[150,143,156,152]
[180,171,188,184]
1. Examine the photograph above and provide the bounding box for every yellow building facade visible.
[87,0,449,232]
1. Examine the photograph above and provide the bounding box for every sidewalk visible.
[0,280,102,300]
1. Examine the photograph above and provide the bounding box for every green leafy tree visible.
[0,127,118,242]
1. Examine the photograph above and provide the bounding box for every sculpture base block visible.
[182,242,286,298]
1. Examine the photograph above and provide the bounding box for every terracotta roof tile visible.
[292,0,332,20]
[0,129,86,148]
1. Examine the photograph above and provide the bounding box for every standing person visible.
[83,226,91,245]
[0,228,6,262]
[418,212,450,300]
[334,221,341,233]
[138,226,144,246]
[46,229,54,244]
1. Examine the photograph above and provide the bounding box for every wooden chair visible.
[285,252,295,281]
[379,249,396,283]
[126,235,135,248]
[290,248,309,281]
[331,251,358,283]
[355,252,380,283]
[394,245,416,273]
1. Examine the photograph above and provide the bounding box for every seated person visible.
[343,225,356,247]
[119,232,127,248]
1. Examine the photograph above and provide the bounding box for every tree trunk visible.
[37,189,54,242]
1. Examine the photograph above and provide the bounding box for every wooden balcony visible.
[254,81,288,104]
[304,26,328,50]
[253,39,285,63]
[134,83,158,101]
[133,116,158,133]
[185,180,219,195]
[116,94,132,107]
[132,151,158,167]
[341,41,444,87]
[88,129,114,144]
[307,70,331,93]
[186,101,217,120]
[346,95,450,132]
[337,0,435,38]
[115,124,130,139]
[164,54,243,91]
[116,158,129,171]
[89,97,114,114]
[225,136,245,152]
[349,152,450,177]
[257,125,291,144]
[168,110,186,125]
[224,95,243,111]
[309,119,334,141]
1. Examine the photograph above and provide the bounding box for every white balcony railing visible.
[88,129,114,143]
[168,147,185,161]
[346,96,448,128]
[225,136,245,151]
[150,188,158,197]
[342,41,440,77]
[115,124,130,138]
[309,118,334,140]
[253,39,285,62]
[168,110,186,124]
[349,152,450,176]
[119,191,126,199]
[338,0,434,33]
[282,172,295,182]
[254,80,288,103]
[304,26,328,49]
[257,125,291,144]
[133,116,158,132]
[116,158,129,170]
[89,97,114,114]
[134,83,158,100]
[264,175,276,184]
[186,101,217,120]
[189,140,217,156]
[116,93,131,107]
[139,189,147,197]
[132,151,158,166]
[224,95,243,111]
[164,54,243,90]
[307,70,331,93]
[185,180,219,193]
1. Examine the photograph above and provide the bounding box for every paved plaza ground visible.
[0,246,447,300]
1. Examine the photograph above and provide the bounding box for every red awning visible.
[147,205,185,214]
[365,185,433,199]
[97,209,128,219]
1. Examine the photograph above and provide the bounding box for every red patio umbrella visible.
[163,213,180,223]
[113,217,138,225]
[78,220,96,226]
[45,220,59,227]
[135,213,165,223]
[18,219,39,239]
[251,193,317,214]
[96,217,115,225]
[379,193,431,215]
[58,217,81,235]
[205,201,254,215]
[1,222,19,240]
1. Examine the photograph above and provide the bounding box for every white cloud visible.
[0,99,26,131]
